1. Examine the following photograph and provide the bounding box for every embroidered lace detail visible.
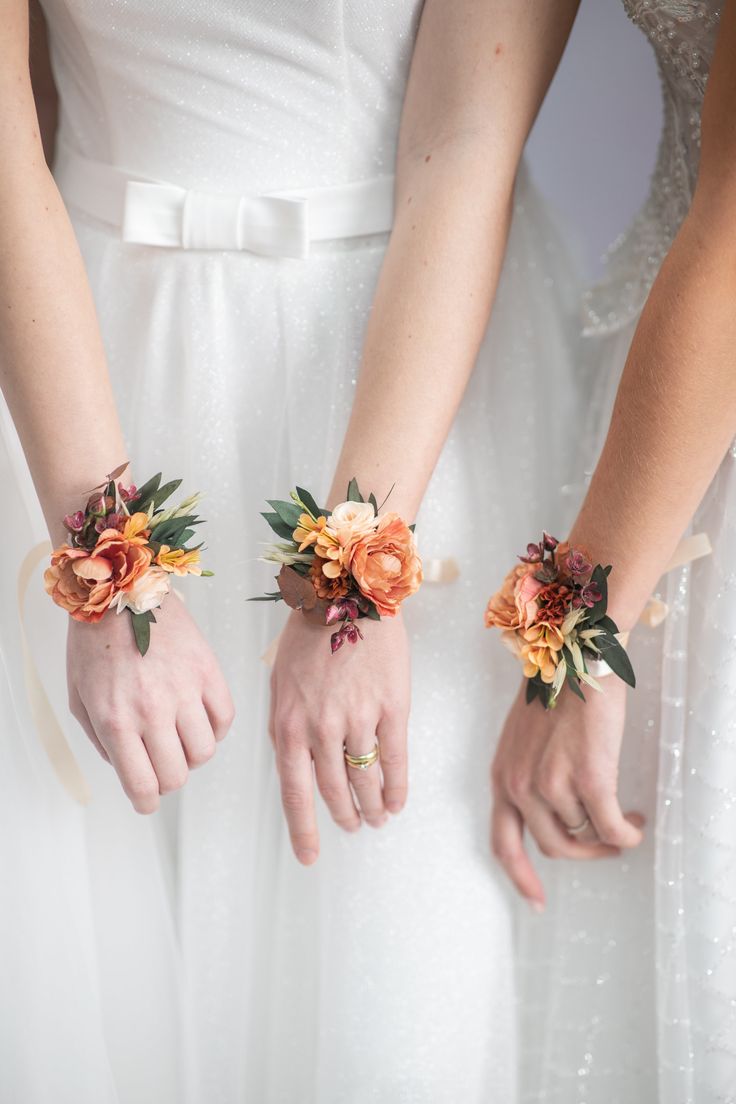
[583,0,721,336]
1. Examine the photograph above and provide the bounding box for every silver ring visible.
[566,817,590,836]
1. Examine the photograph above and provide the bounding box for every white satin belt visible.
[54,142,395,258]
[20,536,712,803]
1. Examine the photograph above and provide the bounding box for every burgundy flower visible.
[63,510,85,533]
[572,581,602,609]
[543,532,559,551]
[325,597,360,625]
[95,512,125,534]
[519,541,544,564]
[566,549,593,579]
[330,621,364,653]
[118,482,139,504]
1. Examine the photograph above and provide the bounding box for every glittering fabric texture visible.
[0,2,583,1100]
[519,4,736,1102]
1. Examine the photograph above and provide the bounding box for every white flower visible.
[113,566,171,614]
[329,500,378,544]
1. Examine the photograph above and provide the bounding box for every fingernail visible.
[386,801,404,814]
[529,900,545,915]
[297,849,318,865]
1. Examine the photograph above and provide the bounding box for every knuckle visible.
[317,781,343,806]
[159,767,189,794]
[505,770,531,805]
[281,787,309,813]
[189,742,216,767]
[534,772,564,805]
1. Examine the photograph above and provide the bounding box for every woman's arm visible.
[328,0,580,517]
[1,0,233,807]
[271,0,581,865]
[492,0,736,907]
[28,0,58,168]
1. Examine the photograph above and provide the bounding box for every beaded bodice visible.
[583,0,721,335]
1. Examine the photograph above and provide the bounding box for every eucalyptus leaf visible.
[597,614,620,635]
[363,603,381,621]
[526,678,540,705]
[132,472,163,512]
[131,612,152,656]
[151,479,183,510]
[596,635,636,688]
[295,486,321,519]
[346,478,363,504]
[261,512,297,542]
[368,493,378,514]
[567,675,586,702]
[267,499,303,530]
[248,594,283,602]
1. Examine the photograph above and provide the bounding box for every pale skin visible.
[492,0,736,909]
[0,0,234,812]
[270,0,582,865]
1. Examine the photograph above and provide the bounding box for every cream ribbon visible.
[18,541,91,804]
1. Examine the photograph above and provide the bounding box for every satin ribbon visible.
[18,542,91,804]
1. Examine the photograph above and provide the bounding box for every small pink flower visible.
[95,512,125,534]
[566,549,593,579]
[118,482,139,504]
[519,542,544,564]
[572,581,602,609]
[64,511,85,533]
[543,532,559,551]
[325,598,360,625]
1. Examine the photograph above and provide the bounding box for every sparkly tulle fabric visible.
[518,4,736,1102]
[0,3,582,1101]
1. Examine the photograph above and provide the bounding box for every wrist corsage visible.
[253,479,422,652]
[44,463,212,655]
[485,532,635,708]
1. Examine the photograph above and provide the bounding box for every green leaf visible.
[363,603,381,621]
[201,569,214,577]
[149,515,202,544]
[247,593,283,602]
[131,472,162,512]
[586,564,609,624]
[261,512,296,542]
[151,479,182,509]
[368,493,378,513]
[567,675,586,702]
[130,611,152,655]
[346,478,364,503]
[267,499,303,530]
[295,486,321,519]
[525,678,540,705]
[597,614,620,635]
[604,564,613,576]
[177,528,195,544]
[596,635,636,688]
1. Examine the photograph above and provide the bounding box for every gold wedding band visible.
[344,743,380,770]
[566,817,591,836]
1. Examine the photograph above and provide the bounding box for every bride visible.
[0,1,587,1100]
[491,2,736,1100]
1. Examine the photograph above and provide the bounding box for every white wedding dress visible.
[517,3,736,1102]
[0,3,581,1102]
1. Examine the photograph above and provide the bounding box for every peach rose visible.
[44,527,153,623]
[349,512,422,617]
[514,571,545,630]
[328,500,378,544]
[112,566,171,614]
[485,563,537,631]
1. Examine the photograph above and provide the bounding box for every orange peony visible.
[349,513,422,617]
[485,563,537,631]
[44,523,153,623]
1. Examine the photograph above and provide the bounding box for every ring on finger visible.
[566,816,591,836]
[344,742,379,770]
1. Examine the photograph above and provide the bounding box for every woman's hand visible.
[490,678,644,909]
[67,595,235,814]
[269,611,410,865]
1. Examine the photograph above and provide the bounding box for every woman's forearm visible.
[569,211,736,629]
[1,5,127,544]
[328,150,513,519]
[327,0,580,517]
[568,1,736,630]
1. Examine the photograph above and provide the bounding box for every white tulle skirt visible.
[0,165,581,1103]
[516,317,736,1103]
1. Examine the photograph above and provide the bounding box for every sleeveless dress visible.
[0,3,581,1102]
[517,4,736,1102]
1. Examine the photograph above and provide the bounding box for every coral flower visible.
[156,545,202,576]
[44,528,153,623]
[349,513,422,617]
[485,563,537,631]
[535,583,573,627]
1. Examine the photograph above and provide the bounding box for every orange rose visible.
[44,527,153,623]
[485,563,537,631]
[349,513,422,617]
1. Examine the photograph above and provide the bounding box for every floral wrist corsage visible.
[253,479,422,652]
[485,532,635,708]
[44,463,212,655]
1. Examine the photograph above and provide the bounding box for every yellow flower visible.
[293,514,332,551]
[122,512,151,542]
[155,545,202,576]
[520,622,564,684]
